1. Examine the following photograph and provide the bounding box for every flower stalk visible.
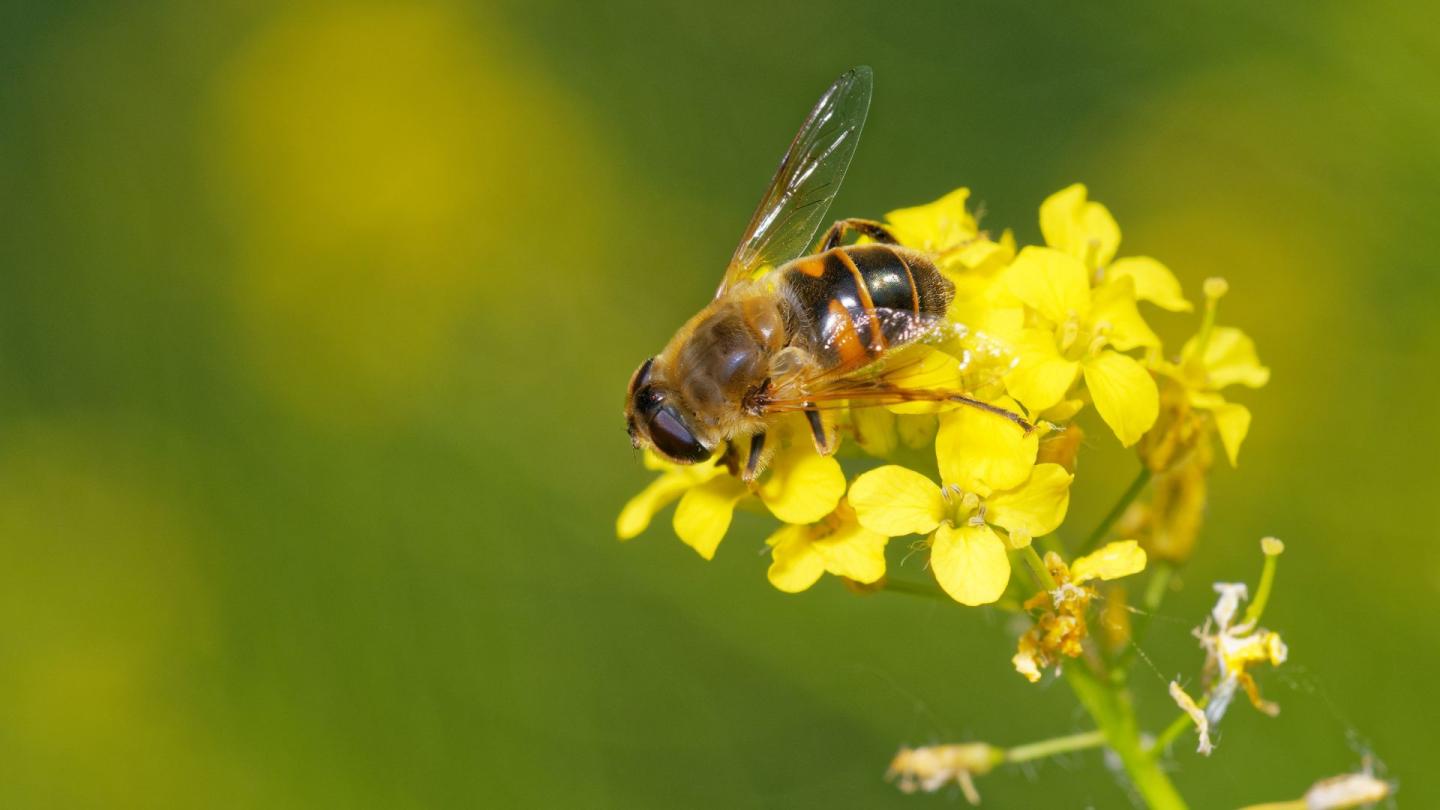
[1078,465,1151,554]
[1066,665,1189,810]
[1003,729,1107,765]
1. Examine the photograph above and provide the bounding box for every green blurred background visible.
[1,1,1433,806]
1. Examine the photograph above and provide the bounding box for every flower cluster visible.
[619,183,1266,613]
[613,184,1357,808]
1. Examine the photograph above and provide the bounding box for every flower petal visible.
[759,444,846,524]
[1001,246,1091,323]
[936,398,1039,495]
[885,187,977,251]
[885,348,963,414]
[673,474,747,559]
[954,234,1014,274]
[815,521,889,584]
[1039,184,1120,269]
[931,523,1011,606]
[1091,276,1161,351]
[1071,540,1147,582]
[1209,399,1252,466]
[1083,350,1159,447]
[849,465,945,536]
[617,462,723,539]
[985,463,1073,539]
[1004,328,1080,413]
[1108,256,1192,312]
[849,405,897,457]
[896,414,938,449]
[1082,202,1122,269]
[1185,326,1270,390]
[766,524,827,593]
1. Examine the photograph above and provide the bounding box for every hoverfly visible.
[625,66,1030,480]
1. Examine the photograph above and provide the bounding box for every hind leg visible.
[816,218,899,251]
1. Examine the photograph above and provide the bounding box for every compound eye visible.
[648,405,710,464]
[628,357,656,397]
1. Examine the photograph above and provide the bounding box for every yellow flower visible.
[845,406,936,457]
[885,187,979,255]
[765,500,888,593]
[1039,183,1192,312]
[616,450,725,540]
[884,188,1020,302]
[1011,542,1147,682]
[849,416,1071,605]
[618,440,845,561]
[1000,245,1160,445]
[1152,278,1270,465]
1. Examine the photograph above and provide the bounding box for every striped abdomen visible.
[778,243,954,371]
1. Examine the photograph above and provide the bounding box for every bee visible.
[625,66,1030,480]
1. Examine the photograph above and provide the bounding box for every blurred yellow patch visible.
[0,425,228,805]
[210,3,609,426]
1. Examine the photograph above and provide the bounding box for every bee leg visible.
[743,431,768,482]
[948,394,1035,434]
[817,218,900,252]
[720,441,743,478]
[804,407,834,455]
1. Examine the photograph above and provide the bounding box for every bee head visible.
[625,356,711,464]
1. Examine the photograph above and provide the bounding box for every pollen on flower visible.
[1010,542,1149,682]
[1261,536,1285,556]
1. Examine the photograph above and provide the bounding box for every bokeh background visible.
[1,1,1434,806]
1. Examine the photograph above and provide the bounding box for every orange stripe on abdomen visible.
[826,299,871,369]
[835,248,885,352]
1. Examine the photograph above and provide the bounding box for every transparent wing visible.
[718,66,873,296]
[818,307,955,364]
[763,309,1033,432]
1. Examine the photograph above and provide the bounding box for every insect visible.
[625,66,1030,480]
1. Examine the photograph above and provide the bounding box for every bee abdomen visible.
[778,244,953,369]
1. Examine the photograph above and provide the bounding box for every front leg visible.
[804,406,834,456]
[743,431,768,482]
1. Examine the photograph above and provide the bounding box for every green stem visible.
[1143,561,1174,611]
[1021,544,1056,589]
[1066,665,1189,810]
[1078,466,1152,554]
[1003,729,1107,764]
[1052,473,1187,808]
[1150,704,1202,755]
[1242,546,1280,626]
